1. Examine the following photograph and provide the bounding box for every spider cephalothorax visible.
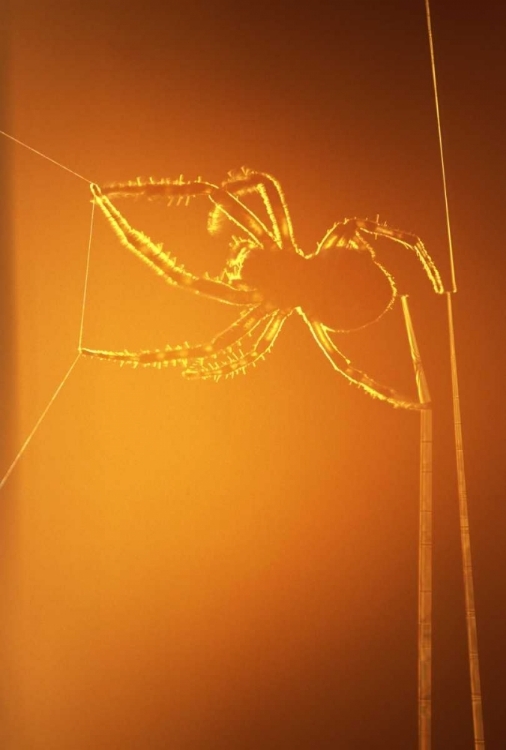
[82,168,444,409]
[234,234,397,333]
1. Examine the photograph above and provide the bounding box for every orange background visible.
[2,2,505,748]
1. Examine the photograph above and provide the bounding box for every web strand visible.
[0,129,92,184]
[0,129,95,490]
[0,354,82,490]
[423,1,457,293]
[79,199,95,349]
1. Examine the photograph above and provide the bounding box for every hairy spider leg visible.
[219,236,259,286]
[213,169,300,284]
[305,316,425,410]
[220,169,297,251]
[184,310,289,380]
[354,219,445,295]
[316,219,377,255]
[206,188,275,246]
[80,304,272,368]
[98,177,211,202]
[97,177,275,249]
[182,307,283,372]
[90,184,260,306]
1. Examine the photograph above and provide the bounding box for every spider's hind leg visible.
[305,316,425,410]
[316,219,370,255]
[354,219,444,294]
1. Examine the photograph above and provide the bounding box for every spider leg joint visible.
[90,183,102,199]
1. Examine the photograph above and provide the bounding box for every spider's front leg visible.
[213,168,297,252]
[95,175,274,249]
[90,184,261,306]
[80,304,274,370]
[96,175,213,204]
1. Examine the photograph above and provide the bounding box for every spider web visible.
[0,131,94,489]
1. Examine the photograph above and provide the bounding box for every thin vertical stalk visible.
[447,292,485,748]
[424,0,486,744]
[401,296,432,750]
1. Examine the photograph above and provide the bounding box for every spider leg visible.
[315,220,367,254]
[184,310,289,380]
[216,168,297,251]
[96,176,274,249]
[303,315,424,410]
[80,304,272,368]
[206,190,276,248]
[353,219,444,294]
[90,184,260,306]
[98,175,214,204]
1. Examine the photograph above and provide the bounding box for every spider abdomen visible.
[241,245,395,331]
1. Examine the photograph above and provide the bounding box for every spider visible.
[82,168,444,409]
